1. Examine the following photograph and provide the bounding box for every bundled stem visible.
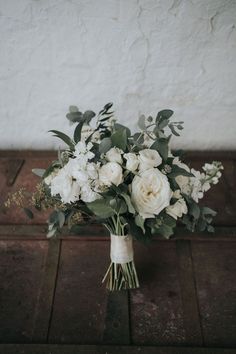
[102,260,139,291]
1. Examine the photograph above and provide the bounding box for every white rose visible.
[105,147,123,164]
[166,198,188,220]
[124,153,139,172]
[99,162,123,187]
[139,149,162,171]
[131,168,172,219]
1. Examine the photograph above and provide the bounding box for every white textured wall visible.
[0,0,236,150]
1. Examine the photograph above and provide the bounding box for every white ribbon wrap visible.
[110,234,134,264]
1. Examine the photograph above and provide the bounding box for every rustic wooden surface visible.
[0,150,235,353]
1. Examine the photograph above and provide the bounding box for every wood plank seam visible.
[176,240,203,345]
[45,239,62,343]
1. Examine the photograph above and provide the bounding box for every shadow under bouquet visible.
[7,103,223,291]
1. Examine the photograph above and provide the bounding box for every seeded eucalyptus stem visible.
[102,215,139,291]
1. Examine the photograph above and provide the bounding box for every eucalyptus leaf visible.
[138,114,146,131]
[99,137,112,154]
[135,214,145,233]
[168,165,194,178]
[32,168,45,177]
[111,129,127,150]
[83,110,96,124]
[121,193,135,214]
[86,199,115,218]
[23,208,34,219]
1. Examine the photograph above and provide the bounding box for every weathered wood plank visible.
[48,240,110,344]
[31,239,61,342]
[176,240,203,345]
[103,291,130,344]
[0,344,236,354]
[0,240,49,342]
[130,242,186,345]
[192,241,236,347]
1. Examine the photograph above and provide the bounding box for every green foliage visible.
[74,122,84,143]
[49,130,75,150]
[99,137,112,154]
[111,129,127,151]
[168,165,194,178]
[86,198,116,218]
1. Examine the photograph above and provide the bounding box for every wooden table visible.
[0,151,236,354]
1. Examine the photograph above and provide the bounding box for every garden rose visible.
[166,198,188,220]
[124,153,139,172]
[106,147,123,164]
[138,149,162,171]
[131,168,172,219]
[99,162,123,187]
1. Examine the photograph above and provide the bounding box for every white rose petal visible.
[131,168,172,219]
[99,162,123,187]
[124,153,139,172]
[166,198,188,220]
[106,147,123,164]
[139,149,162,171]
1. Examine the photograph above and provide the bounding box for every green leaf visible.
[207,225,215,233]
[32,168,45,177]
[150,138,169,161]
[168,165,194,178]
[114,123,131,137]
[69,105,79,113]
[158,118,169,130]
[83,110,96,124]
[157,224,174,239]
[111,129,127,151]
[156,109,174,121]
[23,208,34,219]
[135,215,145,233]
[86,199,115,218]
[58,211,66,228]
[189,202,200,219]
[74,122,84,143]
[49,130,74,150]
[169,124,180,136]
[66,111,83,123]
[99,137,112,154]
[138,114,146,130]
[202,207,217,217]
[120,193,135,214]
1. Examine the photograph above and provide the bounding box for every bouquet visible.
[6,103,223,291]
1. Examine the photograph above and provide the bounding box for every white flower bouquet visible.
[6,103,223,291]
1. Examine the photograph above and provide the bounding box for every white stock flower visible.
[74,141,94,161]
[138,149,162,171]
[105,147,123,164]
[166,198,188,220]
[99,162,123,187]
[173,157,191,195]
[131,168,172,219]
[50,165,80,203]
[44,168,59,185]
[81,125,101,143]
[124,153,139,172]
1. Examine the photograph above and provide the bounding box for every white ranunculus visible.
[138,149,162,171]
[124,153,139,172]
[99,162,123,187]
[106,147,123,164]
[131,168,172,219]
[50,166,80,203]
[166,198,188,220]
